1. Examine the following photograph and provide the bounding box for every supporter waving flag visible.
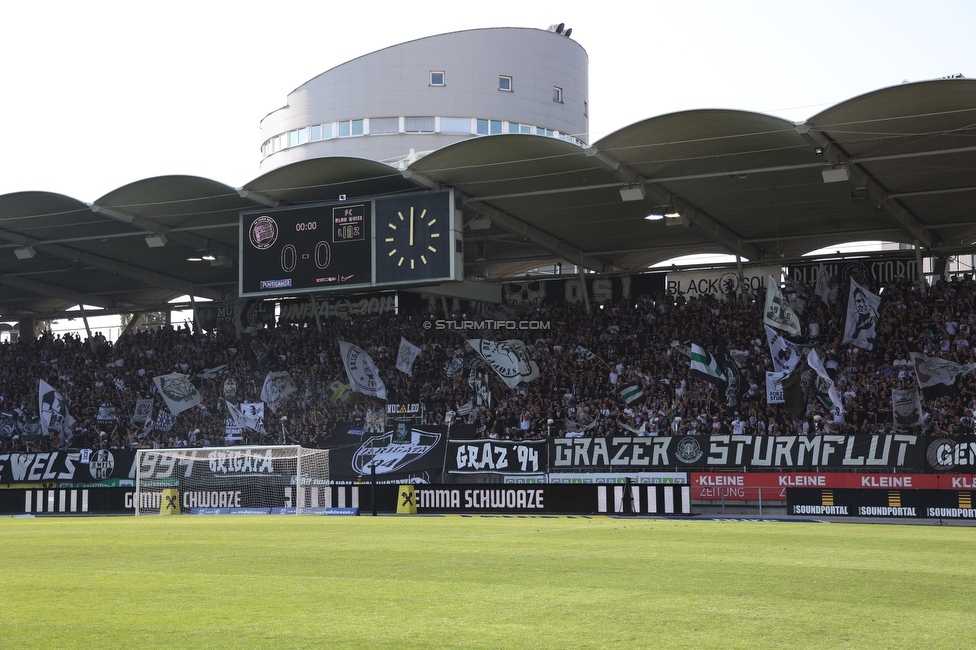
[395,337,422,376]
[766,370,787,404]
[842,279,882,350]
[765,325,802,373]
[575,345,596,360]
[226,400,266,434]
[39,379,74,441]
[763,275,802,335]
[807,349,844,413]
[260,371,297,412]
[131,398,153,424]
[910,351,973,400]
[814,264,839,305]
[466,339,539,389]
[892,387,923,429]
[619,384,643,404]
[152,373,202,416]
[338,341,387,400]
[689,343,727,386]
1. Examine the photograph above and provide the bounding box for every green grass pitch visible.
[0,515,972,649]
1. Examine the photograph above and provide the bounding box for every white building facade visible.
[259,27,589,171]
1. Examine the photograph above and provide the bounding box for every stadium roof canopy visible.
[1,79,975,320]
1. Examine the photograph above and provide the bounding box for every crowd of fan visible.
[1,271,975,454]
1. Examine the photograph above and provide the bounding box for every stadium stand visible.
[2,270,974,455]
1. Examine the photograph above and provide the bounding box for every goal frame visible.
[134,445,328,516]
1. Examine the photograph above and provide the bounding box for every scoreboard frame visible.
[239,190,461,298]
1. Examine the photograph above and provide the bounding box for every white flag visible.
[842,279,882,350]
[910,351,973,399]
[807,349,844,413]
[814,264,839,305]
[466,339,540,389]
[197,364,228,380]
[765,325,802,373]
[338,341,387,399]
[575,345,597,360]
[39,380,74,441]
[226,400,266,433]
[469,369,492,406]
[153,373,203,416]
[396,337,422,376]
[260,371,297,413]
[891,387,923,430]
[763,275,801,335]
[131,398,154,424]
[766,371,787,404]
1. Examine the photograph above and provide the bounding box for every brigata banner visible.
[549,434,926,471]
[447,439,546,474]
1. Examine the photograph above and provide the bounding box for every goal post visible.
[134,445,330,515]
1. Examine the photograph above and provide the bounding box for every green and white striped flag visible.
[619,384,643,404]
[690,343,727,386]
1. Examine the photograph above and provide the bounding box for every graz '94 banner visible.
[447,439,546,474]
[549,434,927,472]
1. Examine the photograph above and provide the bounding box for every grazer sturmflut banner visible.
[548,435,926,471]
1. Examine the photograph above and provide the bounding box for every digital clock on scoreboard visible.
[240,202,372,297]
[374,192,457,286]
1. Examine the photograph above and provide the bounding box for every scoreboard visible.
[239,190,461,297]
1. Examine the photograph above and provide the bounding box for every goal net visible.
[134,446,330,515]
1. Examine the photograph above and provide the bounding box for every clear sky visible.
[1,0,973,202]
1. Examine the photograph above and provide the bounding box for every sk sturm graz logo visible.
[249,216,278,250]
[927,438,957,472]
[89,450,116,480]
[352,430,442,475]
[674,437,704,464]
